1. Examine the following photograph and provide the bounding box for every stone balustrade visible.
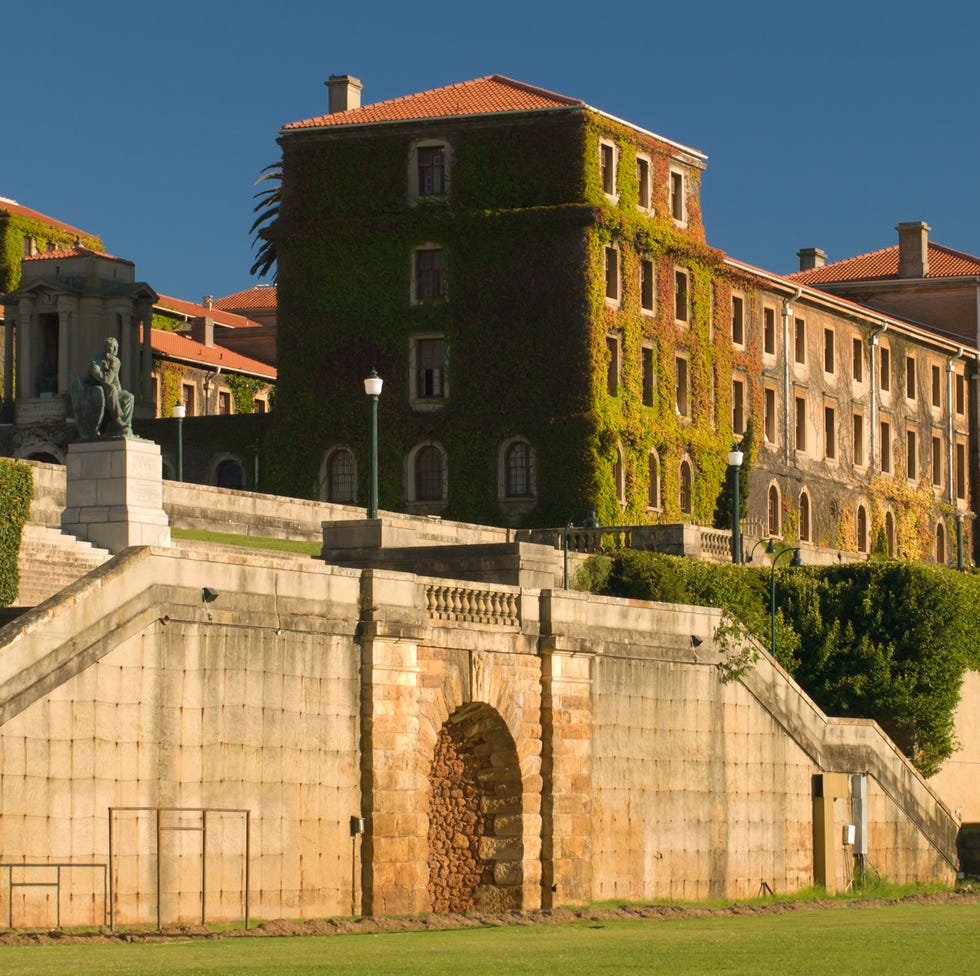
[424,582,520,627]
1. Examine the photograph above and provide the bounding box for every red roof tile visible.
[212,284,277,311]
[24,244,131,266]
[0,197,100,241]
[788,242,980,284]
[283,75,582,130]
[152,328,276,380]
[155,294,262,329]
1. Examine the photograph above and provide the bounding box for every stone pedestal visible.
[62,438,171,552]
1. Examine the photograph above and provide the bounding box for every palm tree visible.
[249,161,281,280]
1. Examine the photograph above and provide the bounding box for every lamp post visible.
[363,369,383,519]
[770,546,802,658]
[727,447,744,564]
[172,402,186,482]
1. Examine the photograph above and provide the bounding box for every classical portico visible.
[1,245,157,452]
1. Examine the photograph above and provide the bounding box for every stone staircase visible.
[13,523,112,608]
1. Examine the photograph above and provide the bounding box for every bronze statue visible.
[70,337,135,439]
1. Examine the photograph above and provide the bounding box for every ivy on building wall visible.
[155,360,186,418]
[0,458,33,606]
[0,213,102,294]
[587,549,979,777]
[225,374,270,415]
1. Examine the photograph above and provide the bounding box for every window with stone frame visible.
[674,269,689,323]
[415,247,443,300]
[636,155,651,210]
[731,295,745,346]
[600,141,617,197]
[414,336,446,401]
[679,459,693,514]
[763,306,776,356]
[504,440,533,498]
[640,258,655,313]
[414,445,445,501]
[605,247,620,304]
[417,144,446,196]
[327,448,356,503]
[670,170,685,222]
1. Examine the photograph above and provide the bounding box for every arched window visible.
[884,511,895,557]
[936,522,946,565]
[679,459,693,515]
[768,484,781,536]
[414,445,445,501]
[647,451,661,510]
[799,491,811,542]
[216,458,244,490]
[614,446,625,506]
[327,448,356,504]
[856,505,868,553]
[504,441,533,498]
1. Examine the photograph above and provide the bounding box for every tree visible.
[249,162,281,280]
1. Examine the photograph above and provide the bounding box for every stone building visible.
[267,74,976,561]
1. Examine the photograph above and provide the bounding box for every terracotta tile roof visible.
[152,328,276,380]
[788,242,980,284]
[283,74,583,130]
[0,196,99,241]
[155,294,262,329]
[24,244,132,266]
[212,284,277,311]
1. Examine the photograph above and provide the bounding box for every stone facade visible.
[0,531,960,928]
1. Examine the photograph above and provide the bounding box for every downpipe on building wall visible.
[782,288,802,464]
[869,323,888,471]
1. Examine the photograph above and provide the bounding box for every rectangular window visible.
[956,441,967,499]
[763,307,776,356]
[181,383,196,416]
[881,421,892,473]
[636,156,651,209]
[675,356,689,418]
[415,337,445,399]
[880,346,890,391]
[601,142,616,196]
[932,436,942,486]
[824,328,835,374]
[606,334,620,396]
[605,247,619,302]
[906,356,917,400]
[794,318,806,364]
[852,337,864,382]
[853,414,864,466]
[906,430,917,480]
[670,171,684,221]
[824,405,836,459]
[218,390,231,415]
[932,364,942,407]
[674,269,689,323]
[732,379,745,435]
[732,296,744,345]
[417,145,445,195]
[416,248,443,300]
[956,372,966,414]
[253,398,266,414]
[764,387,776,443]
[640,258,655,312]
[795,396,807,451]
[642,345,655,407]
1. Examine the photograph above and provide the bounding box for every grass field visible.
[2,901,977,976]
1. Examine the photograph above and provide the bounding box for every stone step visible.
[13,522,112,608]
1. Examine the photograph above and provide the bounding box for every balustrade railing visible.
[424,582,520,627]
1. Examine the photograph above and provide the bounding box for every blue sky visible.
[5,0,979,304]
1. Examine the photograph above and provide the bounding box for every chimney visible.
[897,221,930,278]
[326,74,363,114]
[202,295,213,310]
[191,316,214,348]
[797,247,827,272]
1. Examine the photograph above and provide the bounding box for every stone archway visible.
[427,702,523,913]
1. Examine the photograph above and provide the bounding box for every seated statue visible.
[70,337,135,440]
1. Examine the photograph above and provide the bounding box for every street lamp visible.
[363,369,383,519]
[727,446,744,564]
[172,402,186,482]
[770,546,802,659]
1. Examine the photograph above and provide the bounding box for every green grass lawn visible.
[171,528,321,556]
[2,902,977,976]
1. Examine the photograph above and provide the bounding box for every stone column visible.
[539,630,594,908]
[57,305,70,394]
[139,302,154,402]
[357,570,429,916]
[3,319,14,403]
[15,300,32,400]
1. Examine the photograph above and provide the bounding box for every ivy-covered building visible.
[267,73,976,560]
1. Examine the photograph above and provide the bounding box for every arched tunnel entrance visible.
[427,702,524,913]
